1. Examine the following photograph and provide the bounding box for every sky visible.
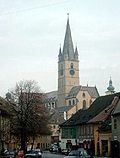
[0,0,120,97]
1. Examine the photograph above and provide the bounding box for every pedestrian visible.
[17,149,24,158]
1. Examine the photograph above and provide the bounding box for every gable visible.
[66,85,99,100]
[113,100,120,115]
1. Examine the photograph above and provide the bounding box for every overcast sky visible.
[0,0,120,97]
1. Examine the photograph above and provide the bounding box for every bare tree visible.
[6,80,51,153]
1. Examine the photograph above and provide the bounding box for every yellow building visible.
[60,93,120,157]
[0,96,11,151]
[88,96,119,156]
[27,135,51,150]
[65,86,99,120]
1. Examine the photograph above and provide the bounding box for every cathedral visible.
[44,16,99,121]
[43,16,100,144]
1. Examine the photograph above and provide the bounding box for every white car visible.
[24,149,42,158]
[64,149,91,158]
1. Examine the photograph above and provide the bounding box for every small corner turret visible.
[105,77,115,95]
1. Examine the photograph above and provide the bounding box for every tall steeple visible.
[58,15,79,107]
[63,14,74,60]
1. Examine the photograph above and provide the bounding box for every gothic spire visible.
[63,14,74,60]
[74,46,78,60]
[58,44,62,61]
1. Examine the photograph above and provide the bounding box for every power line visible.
[0,0,71,16]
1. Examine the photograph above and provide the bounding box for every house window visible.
[83,100,86,109]
[62,128,68,138]
[90,125,93,135]
[81,126,84,135]
[114,119,117,129]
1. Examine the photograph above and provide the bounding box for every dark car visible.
[1,150,16,158]
[61,148,71,155]
[24,149,42,158]
[64,148,91,158]
[49,145,58,153]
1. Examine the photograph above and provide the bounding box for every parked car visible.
[49,145,58,153]
[24,149,42,158]
[64,148,92,158]
[61,148,71,155]
[1,150,16,158]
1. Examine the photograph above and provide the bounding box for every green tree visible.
[6,80,51,153]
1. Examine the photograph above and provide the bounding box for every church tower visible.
[105,77,115,95]
[58,16,79,107]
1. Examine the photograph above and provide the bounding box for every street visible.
[42,151,111,158]
[43,151,65,158]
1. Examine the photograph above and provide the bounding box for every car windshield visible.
[27,149,41,154]
[78,148,88,156]
[4,151,15,155]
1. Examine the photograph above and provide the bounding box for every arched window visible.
[83,100,86,109]
[69,100,71,106]
[82,92,85,98]
[70,63,74,69]
[73,99,75,105]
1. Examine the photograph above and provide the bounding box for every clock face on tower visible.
[69,63,75,76]
[70,69,75,75]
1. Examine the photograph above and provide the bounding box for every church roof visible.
[57,105,74,113]
[46,91,57,98]
[49,109,65,124]
[44,91,57,103]
[66,85,99,99]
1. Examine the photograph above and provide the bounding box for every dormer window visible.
[82,93,85,98]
